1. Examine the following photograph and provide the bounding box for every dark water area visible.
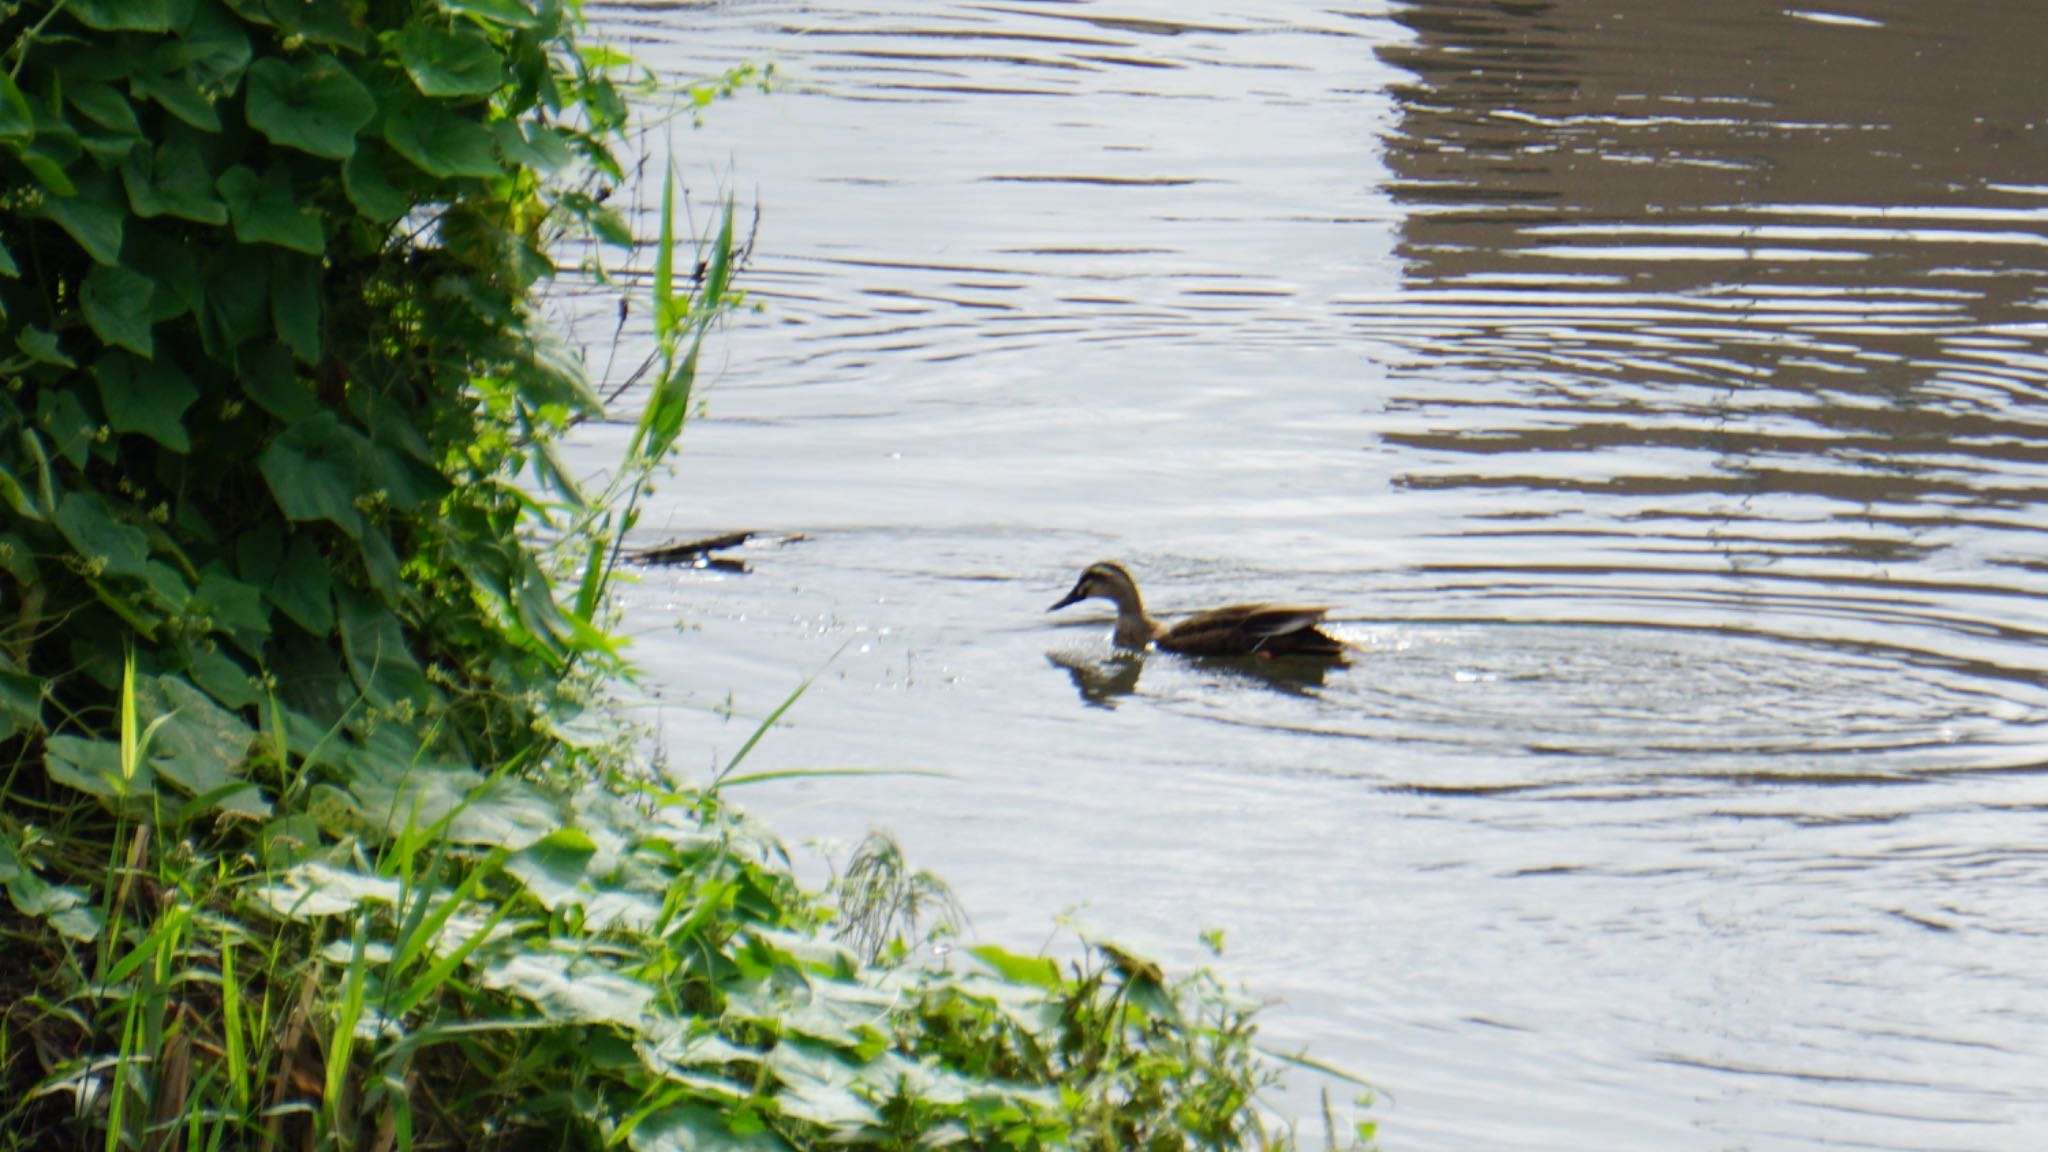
[564,2,2048,1147]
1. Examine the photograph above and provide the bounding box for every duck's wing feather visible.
[1160,603,1340,655]
[1181,603,1330,637]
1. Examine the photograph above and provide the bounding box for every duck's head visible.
[1049,561,1140,612]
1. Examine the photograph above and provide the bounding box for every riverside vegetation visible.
[0,1,1374,1148]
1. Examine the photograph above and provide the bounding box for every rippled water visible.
[568,2,2048,1148]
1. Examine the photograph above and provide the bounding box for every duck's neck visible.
[1103,585,1163,650]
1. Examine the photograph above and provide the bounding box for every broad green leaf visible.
[0,235,17,277]
[264,534,333,634]
[122,142,229,225]
[477,949,654,1026]
[45,735,151,801]
[359,526,401,598]
[0,832,100,941]
[442,0,541,29]
[356,438,437,514]
[187,646,260,710]
[272,701,348,770]
[969,944,1061,989]
[348,755,562,852]
[431,270,516,326]
[141,561,192,613]
[28,892,104,943]
[350,721,425,776]
[537,697,615,750]
[490,119,575,173]
[767,1039,883,1129]
[0,72,31,144]
[633,1104,795,1152]
[40,172,124,265]
[97,352,198,452]
[505,829,599,913]
[639,1020,765,1077]
[217,164,324,253]
[351,393,443,506]
[0,541,29,594]
[76,130,140,169]
[193,566,272,651]
[44,43,137,86]
[252,861,405,919]
[68,83,140,134]
[22,153,76,198]
[0,658,42,732]
[132,65,221,131]
[237,341,318,422]
[261,0,370,52]
[856,1051,1007,1110]
[22,104,81,179]
[76,87,142,141]
[511,555,571,665]
[245,55,375,160]
[342,144,409,223]
[55,490,150,579]
[337,587,432,708]
[438,515,516,622]
[0,466,39,522]
[398,23,505,96]
[81,265,157,357]
[137,675,267,816]
[354,384,437,464]
[384,98,500,179]
[258,413,368,535]
[70,0,174,31]
[271,251,322,362]
[157,2,252,92]
[781,981,899,1052]
[0,522,25,587]
[17,326,74,368]
[746,926,861,973]
[37,390,95,469]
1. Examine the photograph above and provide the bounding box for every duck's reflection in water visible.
[1047,648,1337,709]
[1047,649,1146,708]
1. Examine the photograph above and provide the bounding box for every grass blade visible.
[221,936,248,1114]
[714,672,813,787]
[713,766,950,789]
[700,195,735,310]
[653,162,678,333]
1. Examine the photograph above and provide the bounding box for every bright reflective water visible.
[569,2,2048,1147]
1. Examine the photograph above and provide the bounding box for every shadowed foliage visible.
[0,1,1371,1149]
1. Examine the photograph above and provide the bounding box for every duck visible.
[1048,561,1347,658]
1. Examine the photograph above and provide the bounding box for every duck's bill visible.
[1048,587,1086,612]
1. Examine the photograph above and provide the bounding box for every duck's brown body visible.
[1049,561,1346,658]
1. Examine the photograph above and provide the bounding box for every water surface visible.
[569,3,2048,1147]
